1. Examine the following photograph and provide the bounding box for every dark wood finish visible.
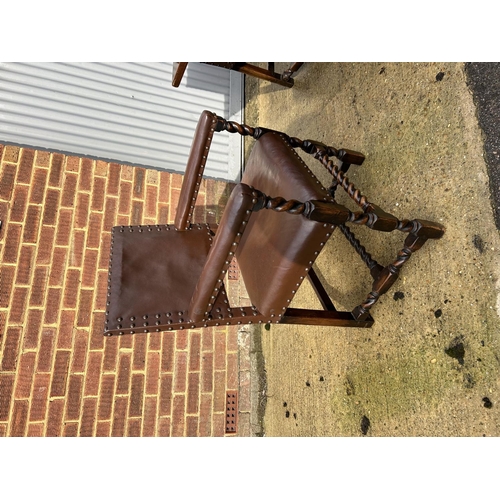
[338,224,384,279]
[338,149,365,165]
[171,62,303,88]
[281,308,374,328]
[172,62,188,87]
[230,63,294,87]
[287,137,366,166]
[328,161,351,198]
[305,200,353,224]
[307,267,336,311]
[351,220,445,320]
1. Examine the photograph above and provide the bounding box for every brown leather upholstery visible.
[175,110,219,231]
[104,110,444,337]
[237,132,335,317]
[188,183,258,322]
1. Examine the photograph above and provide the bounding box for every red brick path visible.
[0,144,250,437]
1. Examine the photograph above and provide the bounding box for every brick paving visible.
[0,144,253,437]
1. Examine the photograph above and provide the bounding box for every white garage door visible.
[0,62,243,181]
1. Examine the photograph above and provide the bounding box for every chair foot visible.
[352,220,445,319]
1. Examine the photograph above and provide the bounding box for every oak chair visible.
[104,110,445,336]
[172,63,304,88]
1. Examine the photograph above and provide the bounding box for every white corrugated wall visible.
[0,62,243,181]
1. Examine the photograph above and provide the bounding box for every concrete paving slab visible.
[243,62,500,436]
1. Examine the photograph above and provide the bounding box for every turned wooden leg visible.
[352,220,445,320]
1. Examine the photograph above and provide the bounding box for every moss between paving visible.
[244,62,500,436]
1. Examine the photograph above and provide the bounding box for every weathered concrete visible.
[244,62,500,436]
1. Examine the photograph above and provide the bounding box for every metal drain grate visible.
[228,258,239,280]
[225,391,238,434]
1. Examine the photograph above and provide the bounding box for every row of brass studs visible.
[278,134,344,315]
[277,222,335,320]
[103,118,337,335]
[278,132,331,202]
[104,223,214,336]
[105,306,276,336]
[104,228,116,335]
[117,223,212,233]
[204,193,258,316]
[276,134,334,320]
[184,114,218,229]
[287,132,380,273]
[249,136,337,322]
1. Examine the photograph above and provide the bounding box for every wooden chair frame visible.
[104,112,444,336]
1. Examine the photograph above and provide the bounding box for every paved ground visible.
[242,62,500,437]
[465,63,500,230]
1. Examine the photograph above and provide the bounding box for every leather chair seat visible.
[237,132,335,317]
